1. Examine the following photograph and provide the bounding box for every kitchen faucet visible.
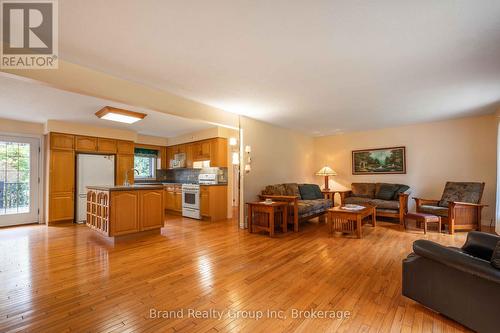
[123,168,140,186]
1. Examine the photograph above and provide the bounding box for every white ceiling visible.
[0,75,214,137]
[56,0,500,135]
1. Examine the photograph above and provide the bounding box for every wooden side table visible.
[327,205,376,238]
[321,190,340,206]
[247,202,288,237]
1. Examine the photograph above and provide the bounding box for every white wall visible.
[241,116,315,202]
[314,115,497,225]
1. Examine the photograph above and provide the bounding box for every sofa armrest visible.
[450,201,488,208]
[259,195,298,202]
[413,197,440,207]
[461,231,500,261]
[338,191,352,206]
[413,240,500,284]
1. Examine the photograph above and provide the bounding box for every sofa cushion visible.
[418,205,449,217]
[491,241,500,269]
[393,184,410,200]
[370,199,400,210]
[283,183,300,197]
[299,184,323,200]
[438,182,484,207]
[262,184,286,196]
[297,199,332,218]
[375,183,400,200]
[343,196,373,206]
[351,183,376,198]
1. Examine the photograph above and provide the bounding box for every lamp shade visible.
[316,166,337,176]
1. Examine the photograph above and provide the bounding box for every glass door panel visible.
[0,136,39,226]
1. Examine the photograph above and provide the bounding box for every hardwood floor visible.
[0,216,473,332]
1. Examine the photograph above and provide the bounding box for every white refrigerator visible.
[77,154,115,223]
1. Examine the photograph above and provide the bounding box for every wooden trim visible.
[95,106,147,120]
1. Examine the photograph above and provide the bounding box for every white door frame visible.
[0,135,41,227]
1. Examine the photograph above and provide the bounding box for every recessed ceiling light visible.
[95,106,147,124]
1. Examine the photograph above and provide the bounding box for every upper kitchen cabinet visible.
[50,133,74,150]
[166,138,227,169]
[116,140,135,154]
[75,136,98,152]
[97,138,117,153]
[209,138,228,167]
[192,140,211,161]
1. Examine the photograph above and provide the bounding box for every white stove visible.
[182,183,200,219]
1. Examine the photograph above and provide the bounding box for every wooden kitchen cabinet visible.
[209,138,228,167]
[110,191,139,236]
[200,185,227,221]
[116,140,135,154]
[50,133,74,150]
[50,149,75,192]
[97,138,117,153]
[167,138,227,168]
[164,184,182,213]
[116,154,135,186]
[75,136,98,152]
[49,192,74,222]
[140,190,164,230]
[200,187,210,216]
[48,149,75,223]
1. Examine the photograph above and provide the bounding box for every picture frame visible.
[352,146,406,175]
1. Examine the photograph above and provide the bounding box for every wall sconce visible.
[232,152,239,165]
[244,145,252,173]
[229,137,238,146]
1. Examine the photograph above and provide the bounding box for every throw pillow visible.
[392,185,410,200]
[491,241,500,269]
[299,184,323,200]
[375,183,400,201]
[351,183,376,198]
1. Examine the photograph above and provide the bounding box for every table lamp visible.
[316,166,337,191]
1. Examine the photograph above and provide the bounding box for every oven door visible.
[183,190,199,209]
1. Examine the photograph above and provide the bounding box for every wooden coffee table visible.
[327,205,376,238]
[247,201,288,237]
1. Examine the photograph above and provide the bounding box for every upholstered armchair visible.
[414,182,486,234]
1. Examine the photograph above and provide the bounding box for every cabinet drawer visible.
[75,136,98,152]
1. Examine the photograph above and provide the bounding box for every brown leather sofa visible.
[403,232,500,333]
[339,183,410,224]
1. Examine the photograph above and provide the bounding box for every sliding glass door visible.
[0,136,40,227]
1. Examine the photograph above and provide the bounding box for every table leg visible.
[424,221,427,234]
[356,216,362,238]
[327,212,332,236]
[269,208,275,237]
[248,205,253,233]
[438,218,441,234]
[283,206,288,233]
[371,208,376,227]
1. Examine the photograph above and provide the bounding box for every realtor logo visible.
[1,0,58,69]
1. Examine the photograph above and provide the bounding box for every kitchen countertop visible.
[86,184,165,191]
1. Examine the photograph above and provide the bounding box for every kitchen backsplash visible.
[156,167,228,184]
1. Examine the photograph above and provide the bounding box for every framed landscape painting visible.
[352,146,406,175]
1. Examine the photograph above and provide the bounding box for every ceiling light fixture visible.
[95,106,147,124]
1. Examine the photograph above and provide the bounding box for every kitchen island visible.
[86,185,164,240]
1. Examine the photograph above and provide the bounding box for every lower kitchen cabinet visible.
[200,185,227,221]
[164,184,182,213]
